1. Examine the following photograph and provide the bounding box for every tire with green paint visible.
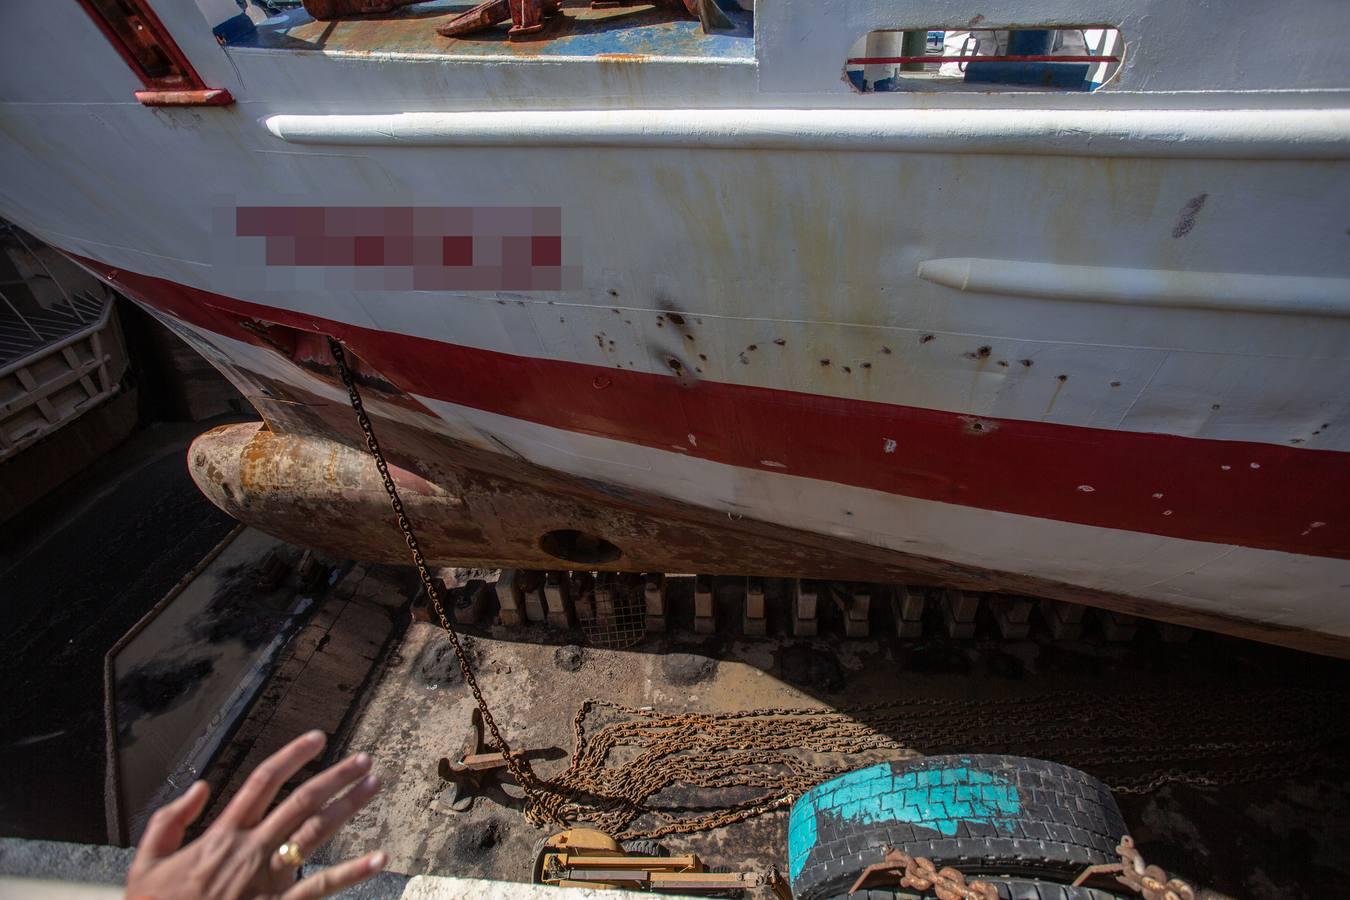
[786,755,1128,900]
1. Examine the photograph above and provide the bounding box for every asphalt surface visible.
[0,424,236,842]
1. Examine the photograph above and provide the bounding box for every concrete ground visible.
[111,526,317,842]
[298,591,1350,900]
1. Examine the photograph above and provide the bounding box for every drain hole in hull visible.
[540,530,622,565]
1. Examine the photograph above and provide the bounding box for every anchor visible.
[435,0,561,41]
[436,708,562,811]
[303,0,733,41]
[435,0,733,41]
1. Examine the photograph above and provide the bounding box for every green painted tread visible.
[788,755,1128,900]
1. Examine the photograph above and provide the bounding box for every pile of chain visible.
[327,335,1345,847]
[525,687,1342,838]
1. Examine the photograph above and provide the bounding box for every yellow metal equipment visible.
[532,827,791,897]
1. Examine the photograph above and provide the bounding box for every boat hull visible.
[2,0,1349,652]
[76,254,1345,656]
[188,417,1350,657]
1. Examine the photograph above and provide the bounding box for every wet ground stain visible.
[187,562,293,650]
[115,657,216,746]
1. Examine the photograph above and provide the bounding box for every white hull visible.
[1,0,1348,647]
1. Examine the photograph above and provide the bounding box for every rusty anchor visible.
[301,0,423,20]
[436,708,562,812]
[301,0,560,39]
[435,0,733,41]
[435,0,561,41]
[304,0,732,42]
[589,0,734,30]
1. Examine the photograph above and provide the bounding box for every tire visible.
[787,755,1128,900]
[842,880,1123,900]
[620,839,669,857]
[702,864,745,898]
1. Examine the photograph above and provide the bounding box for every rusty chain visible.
[518,692,1337,840]
[329,334,1340,854]
[1072,836,1198,900]
[1114,836,1198,900]
[857,836,1201,900]
[851,848,1000,900]
[891,854,998,900]
[326,337,562,826]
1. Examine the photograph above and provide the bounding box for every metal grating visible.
[0,223,109,370]
[0,289,108,370]
[0,221,128,460]
[576,573,647,650]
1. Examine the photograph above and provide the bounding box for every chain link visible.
[1115,836,1198,900]
[326,338,561,826]
[853,849,1000,900]
[1073,836,1200,899]
[866,837,1203,900]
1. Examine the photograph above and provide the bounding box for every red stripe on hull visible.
[86,258,1350,560]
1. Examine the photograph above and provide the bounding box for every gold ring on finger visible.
[276,841,305,867]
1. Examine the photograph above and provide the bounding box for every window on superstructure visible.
[845,27,1123,93]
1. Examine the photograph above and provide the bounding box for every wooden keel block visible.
[693,574,715,633]
[1158,621,1195,643]
[452,581,491,625]
[495,569,525,626]
[893,586,927,638]
[495,569,524,613]
[942,588,980,639]
[1040,598,1085,640]
[792,579,818,637]
[848,585,871,621]
[644,574,667,632]
[594,574,615,624]
[742,576,766,635]
[518,570,546,623]
[830,582,870,637]
[544,571,574,628]
[990,595,1033,639]
[1100,610,1139,642]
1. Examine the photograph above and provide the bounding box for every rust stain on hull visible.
[189,376,1350,659]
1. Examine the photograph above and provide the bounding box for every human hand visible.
[125,731,386,900]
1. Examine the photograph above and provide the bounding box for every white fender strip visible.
[262,108,1350,159]
[917,258,1350,318]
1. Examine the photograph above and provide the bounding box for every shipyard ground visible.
[306,607,1350,900]
[3,431,1350,899]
